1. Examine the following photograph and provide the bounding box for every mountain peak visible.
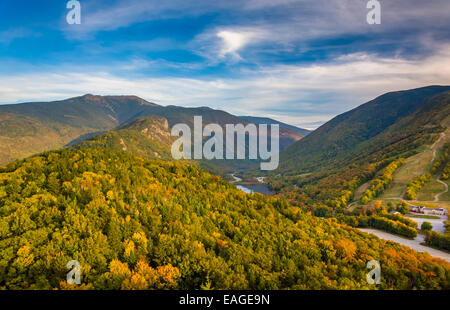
[78,94,159,107]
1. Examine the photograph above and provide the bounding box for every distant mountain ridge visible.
[240,116,311,136]
[0,94,159,127]
[278,85,450,175]
[0,94,303,166]
[265,85,450,210]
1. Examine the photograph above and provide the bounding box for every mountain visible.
[279,86,450,174]
[0,147,448,289]
[0,94,303,166]
[73,116,174,160]
[240,116,311,136]
[269,86,450,209]
[0,95,159,165]
[0,94,159,128]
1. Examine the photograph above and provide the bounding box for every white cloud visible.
[183,0,450,65]
[59,0,450,73]
[189,27,270,63]
[62,0,237,38]
[216,30,267,60]
[217,31,250,58]
[1,45,450,129]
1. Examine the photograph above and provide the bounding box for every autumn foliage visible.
[0,149,448,289]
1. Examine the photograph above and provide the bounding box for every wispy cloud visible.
[2,45,450,129]
[62,0,235,39]
[191,27,270,63]
[182,0,450,65]
[217,30,255,59]
[2,0,450,129]
[0,28,39,45]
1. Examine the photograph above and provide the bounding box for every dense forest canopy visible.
[0,148,448,289]
[74,116,174,161]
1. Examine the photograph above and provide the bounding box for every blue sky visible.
[1,0,450,129]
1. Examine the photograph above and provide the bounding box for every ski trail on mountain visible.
[431,132,446,162]
[435,178,448,202]
[431,132,447,202]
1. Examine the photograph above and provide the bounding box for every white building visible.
[410,206,448,216]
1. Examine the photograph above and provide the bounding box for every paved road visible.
[359,228,450,263]
[406,215,447,234]
[229,173,242,183]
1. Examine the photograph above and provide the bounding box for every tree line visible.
[360,159,405,204]
[405,174,432,200]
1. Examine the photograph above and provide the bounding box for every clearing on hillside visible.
[379,148,433,199]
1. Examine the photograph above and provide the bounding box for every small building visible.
[409,205,420,213]
[410,205,448,216]
[436,208,448,215]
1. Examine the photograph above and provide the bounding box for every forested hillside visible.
[0,95,159,165]
[0,148,448,289]
[0,95,303,166]
[279,86,450,174]
[269,86,450,211]
[74,116,174,161]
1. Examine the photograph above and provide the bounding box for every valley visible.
[3,0,450,295]
[1,86,450,290]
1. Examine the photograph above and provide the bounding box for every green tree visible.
[421,221,433,231]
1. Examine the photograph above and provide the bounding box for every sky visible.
[0,0,450,129]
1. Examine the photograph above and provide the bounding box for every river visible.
[230,174,272,195]
[236,184,273,195]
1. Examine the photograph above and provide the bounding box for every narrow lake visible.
[230,173,272,195]
[236,184,273,195]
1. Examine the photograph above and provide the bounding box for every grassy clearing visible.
[440,179,450,201]
[346,203,359,212]
[416,179,446,201]
[406,213,441,219]
[380,126,449,200]
[380,150,433,198]
[353,181,370,201]
[382,199,402,205]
